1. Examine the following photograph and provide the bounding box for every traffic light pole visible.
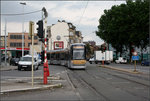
[43,15,49,84]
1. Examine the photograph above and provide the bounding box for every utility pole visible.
[42,7,49,84]
[20,2,26,57]
[29,21,34,87]
[0,28,1,66]
[4,19,7,65]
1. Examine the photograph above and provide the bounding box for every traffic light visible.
[29,21,34,37]
[101,45,106,52]
[36,20,44,38]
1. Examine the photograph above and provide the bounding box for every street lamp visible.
[20,2,26,57]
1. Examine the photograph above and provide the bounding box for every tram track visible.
[66,69,109,101]
[84,67,150,100]
[96,67,150,87]
[64,63,149,101]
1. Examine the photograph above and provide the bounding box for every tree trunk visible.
[141,48,143,61]
[116,51,118,59]
[129,43,132,64]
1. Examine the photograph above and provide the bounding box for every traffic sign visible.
[132,56,139,60]
[133,52,138,56]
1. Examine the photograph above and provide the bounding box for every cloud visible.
[26,1,57,11]
[1,1,126,45]
[49,1,126,27]
[1,21,38,36]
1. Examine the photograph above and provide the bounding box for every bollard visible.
[43,64,48,84]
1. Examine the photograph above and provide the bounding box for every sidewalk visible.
[0,62,16,71]
[0,65,17,71]
[99,63,149,75]
[0,76,62,94]
[0,64,63,94]
[100,65,142,74]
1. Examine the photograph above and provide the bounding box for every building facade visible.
[7,32,39,57]
[48,20,83,50]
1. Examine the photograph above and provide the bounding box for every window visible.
[28,36,38,40]
[34,36,38,39]
[28,36,31,39]
[69,32,74,36]
[10,43,24,47]
[10,35,24,39]
[34,43,38,45]
[73,49,85,60]
[28,43,31,47]
[10,35,14,39]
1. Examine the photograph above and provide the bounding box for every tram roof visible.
[70,43,85,46]
[47,48,68,53]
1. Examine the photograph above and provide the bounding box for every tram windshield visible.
[73,49,85,60]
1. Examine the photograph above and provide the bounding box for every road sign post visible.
[134,60,136,72]
[132,52,139,72]
[29,21,34,87]
[42,7,49,84]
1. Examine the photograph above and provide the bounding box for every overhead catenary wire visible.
[77,0,89,27]
[1,10,42,16]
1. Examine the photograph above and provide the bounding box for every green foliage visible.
[86,43,92,58]
[96,0,149,57]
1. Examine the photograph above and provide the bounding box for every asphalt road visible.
[1,63,150,101]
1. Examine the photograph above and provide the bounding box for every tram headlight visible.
[71,60,74,64]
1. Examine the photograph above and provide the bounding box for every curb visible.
[0,83,62,94]
[0,67,17,71]
[99,65,143,74]
[99,65,150,87]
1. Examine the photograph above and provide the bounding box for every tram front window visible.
[73,50,85,60]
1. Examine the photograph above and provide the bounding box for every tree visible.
[86,43,92,59]
[96,0,149,61]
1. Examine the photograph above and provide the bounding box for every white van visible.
[18,55,39,71]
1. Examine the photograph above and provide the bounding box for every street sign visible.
[132,56,139,60]
[133,52,138,56]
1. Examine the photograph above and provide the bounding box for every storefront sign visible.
[54,41,64,50]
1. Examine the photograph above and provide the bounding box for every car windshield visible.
[15,58,19,61]
[20,57,32,61]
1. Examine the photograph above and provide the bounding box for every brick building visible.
[7,32,39,57]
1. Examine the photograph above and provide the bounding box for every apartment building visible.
[48,20,83,50]
[7,32,39,57]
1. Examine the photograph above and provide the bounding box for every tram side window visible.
[47,54,50,60]
[54,53,57,60]
[60,53,65,60]
[56,53,60,60]
[50,53,53,60]
[65,52,68,60]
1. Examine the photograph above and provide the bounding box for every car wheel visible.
[18,67,21,71]
[36,66,39,70]
[89,61,92,64]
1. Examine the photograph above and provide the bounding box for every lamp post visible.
[20,2,26,57]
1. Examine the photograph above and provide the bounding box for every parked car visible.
[1,54,9,61]
[10,58,20,66]
[141,60,150,66]
[37,57,42,66]
[18,55,39,71]
[115,57,127,64]
[89,57,95,64]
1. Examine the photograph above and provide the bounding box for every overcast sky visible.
[1,1,126,45]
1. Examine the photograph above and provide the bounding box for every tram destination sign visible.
[73,46,84,49]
